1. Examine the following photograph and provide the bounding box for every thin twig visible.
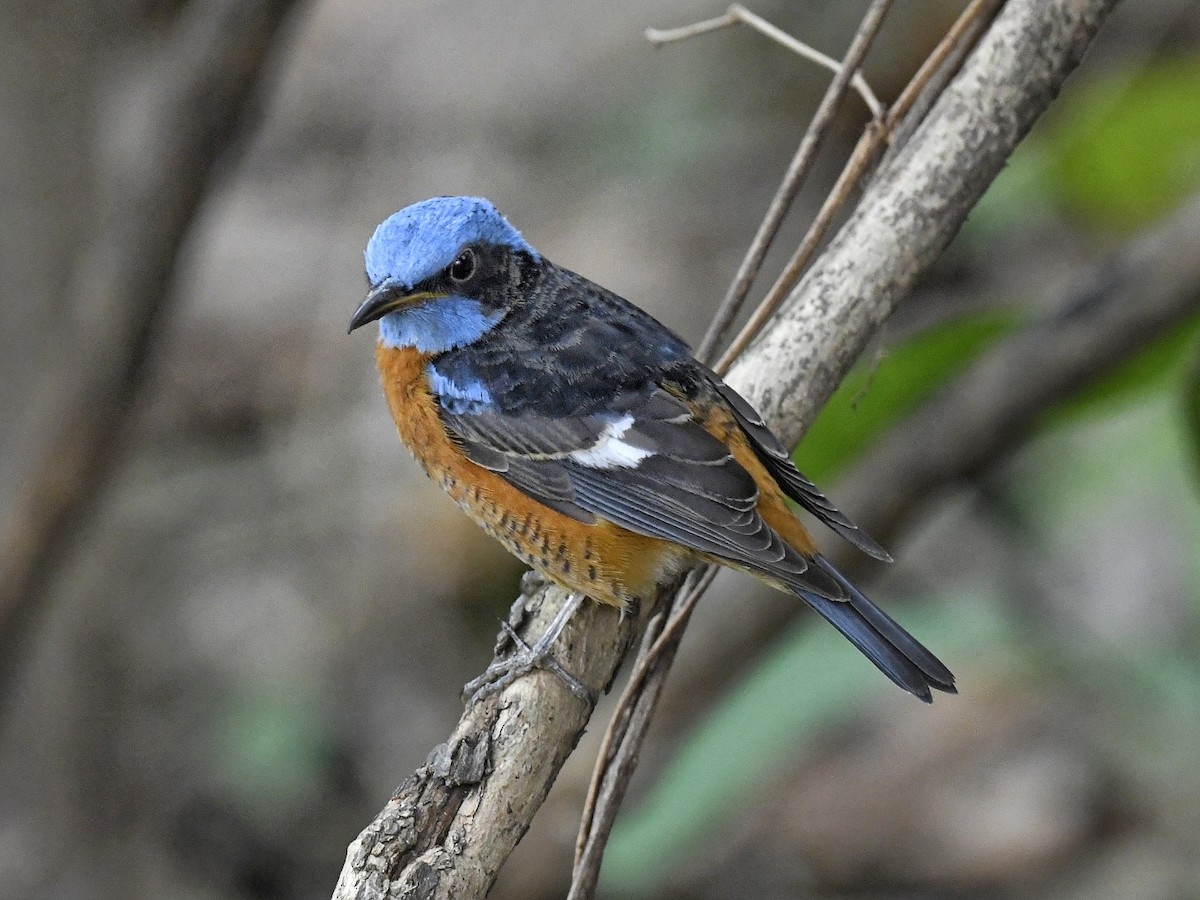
[645,7,739,45]
[645,5,881,116]
[884,0,1006,135]
[691,0,895,365]
[714,0,1005,374]
[574,567,716,861]
[570,568,715,900]
[715,124,884,374]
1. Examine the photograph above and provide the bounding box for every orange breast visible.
[375,344,686,608]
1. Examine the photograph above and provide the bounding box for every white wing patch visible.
[570,414,654,469]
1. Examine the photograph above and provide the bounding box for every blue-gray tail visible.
[794,555,956,702]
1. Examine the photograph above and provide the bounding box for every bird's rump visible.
[707,374,892,561]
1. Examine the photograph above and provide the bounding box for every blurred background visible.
[3,0,1200,898]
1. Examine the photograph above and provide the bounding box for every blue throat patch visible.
[365,196,540,289]
[378,297,505,354]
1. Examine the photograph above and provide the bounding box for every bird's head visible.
[348,196,540,353]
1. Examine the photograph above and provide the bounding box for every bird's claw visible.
[462,615,594,707]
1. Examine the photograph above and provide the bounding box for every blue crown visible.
[364,196,539,288]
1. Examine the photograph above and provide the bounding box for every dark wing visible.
[707,373,893,562]
[437,384,844,599]
[440,385,956,701]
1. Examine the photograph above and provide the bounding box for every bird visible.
[349,196,955,703]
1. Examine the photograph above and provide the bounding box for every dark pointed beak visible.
[348,281,408,334]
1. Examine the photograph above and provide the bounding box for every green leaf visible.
[1041,313,1200,427]
[796,310,1018,484]
[797,308,1200,489]
[1045,56,1200,231]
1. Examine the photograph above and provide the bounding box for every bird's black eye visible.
[449,248,477,283]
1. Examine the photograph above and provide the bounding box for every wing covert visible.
[431,374,842,595]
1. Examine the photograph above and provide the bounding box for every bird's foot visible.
[462,593,594,707]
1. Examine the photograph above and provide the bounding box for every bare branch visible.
[694,0,895,364]
[644,7,740,45]
[567,0,1026,886]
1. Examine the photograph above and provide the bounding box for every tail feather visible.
[794,555,956,702]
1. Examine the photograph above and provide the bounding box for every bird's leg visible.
[463,592,594,706]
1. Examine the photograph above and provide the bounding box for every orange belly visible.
[376,344,689,608]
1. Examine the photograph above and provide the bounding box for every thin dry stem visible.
[573,566,716,863]
[884,0,1005,134]
[714,0,1005,373]
[647,4,882,116]
[693,0,895,365]
[715,124,884,374]
[569,568,715,900]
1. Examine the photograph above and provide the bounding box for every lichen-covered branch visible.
[727,0,1120,442]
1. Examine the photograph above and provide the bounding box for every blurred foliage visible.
[968,55,1200,236]
[1010,397,1200,768]
[800,307,1200,488]
[797,310,1019,483]
[601,593,1016,893]
[1046,55,1200,232]
[1045,312,1200,426]
[219,683,332,806]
